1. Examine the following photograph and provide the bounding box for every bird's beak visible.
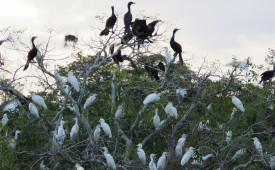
[136,144,139,146]
[99,147,104,149]
[18,130,22,133]
[153,154,157,156]
[97,120,100,123]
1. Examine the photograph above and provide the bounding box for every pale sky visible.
[1,0,275,83]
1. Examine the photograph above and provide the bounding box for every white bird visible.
[191,154,215,165]
[68,106,75,112]
[74,163,84,170]
[2,99,21,112]
[54,65,65,87]
[181,147,195,166]
[100,147,116,169]
[153,109,161,129]
[231,149,246,160]
[157,152,169,170]
[137,143,146,164]
[83,94,97,109]
[252,137,263,155]
[1,113,8,128]
[32,94,47,109]
[68,71,80,92]
[40,160,49,170]
[197,121,210,131]
[29,102,39,118]
[268,105,274,110]
[226,131,232,144]
[143,93,160,105]
[176,88,187,98]
[64,85,70,95]
[70,117,79,141]
[175,134,187,158]
[9,130,21,149]
[115,105,124,119]
[232,96,245,112]
[207,104,212,111]
[165,102,178,119]
[57,118,66,145]
[149,154,157,170]
[164,47,172,64]
[99,118,112,138]
[94,125,101,142]
[230,107,237,120]
[269,156,275,170]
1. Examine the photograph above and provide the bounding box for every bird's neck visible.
[128,5,131,12]
[15,133,19,139]
[31,39,36,49]
[112,8,115,15]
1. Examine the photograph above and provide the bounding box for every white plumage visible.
[68,71,80,92]
[191,154,215,165]
[231,149,246,160]
[40,160,50,170]
[153,109,161,129]
[9,130,21,149]
[64,85,70,95]
[1,113,8,127]
[29,102,39,118]
[54,65,65,88]
[94,125,101,142]
[225,131,232,144]
[32,94,47,109]
[232,96,245,112]
[197,120,210,131]
[230,107,237,120]
[175,134,187,158]
[176,88,187,98]
[165,102,178,119]
[181,147,195,166]
[115,105,124,119]
[137,143,146,164]
[207,104,212,111]
[164,47,172,64]
[70,117,79,141]
[252,137,263,155]
[143,93,160,105]
[57,118,66,145]
[100,147,116,169]
[157,152,168,170]
[99,118,112,138]
[74,163,84,170]
[149,154,157,170]
[83,94,97,109]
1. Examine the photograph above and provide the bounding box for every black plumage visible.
[112,50,124,64]
[170,28,183,65]
[64,35,78,47]
[147,20,160,36]
[259,66,275,84]
[145,63,159,80]
[0,40,6,46]
[124,2,135,34]
[157,62,165,72]
[23,36,39,71]
[131,19,150,40]
[100,6,117,36]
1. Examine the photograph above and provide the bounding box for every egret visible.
[176,88,187,98]
[231,149,246,160]
[269,105,274,110]
[1,113,8,129]
[29,102,39,118]
[230,107,237,120]
[54,65,65,87]
[99,118,112,138]
[9,130,21,149]
[70,117,79,141]
[143,93,160,104]
[2,99,21,112]
[68,106,75,112]
[137,143,146,164]
[207,104,212,111]
[94,125,101,142]
[252,137,263,155]
[124,2,135,34]
[232,96,245,112]
[40,160,50,170]
[57,118,66,145]
[181,147,195,166]
[149,154,157,170]
[259,65,275,84]
[83,94,97,109]
[100,6,117,36]
[115,105,124,119]
[175,134,187,158]
[170,29,183,65]
[32,94,47,109]
[157,152,169,170]
[153,109,161,129]
[74,163,84,170]
[100,147,116,169]
[165,102,178,119]
[191,154,215,165]
[23,36,41,71]
[64,85,70,94]
[68,72,80,92]
[225,131,232,144]
[197,120,210,131]
[164,47,172,64]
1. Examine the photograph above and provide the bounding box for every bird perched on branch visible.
[83,94,97,109]
[9,130,21,149]
[29,102,39,118]
[165,102,178,119]
[68,72,80,92]
[137,143,146,164]
[259,65,275,84]
[100,147,116,169]
[149,154,157,170]
[31,94,47,109]
[153,109,161,129]
[181,147,195,166]
[157,152,169,170]
[143,93,160,104]
[175,134,187,158]
[148,20,161,36]
[99,118,112,138]
[74,163,84,170]
[170,29,183,65]
[23,36,41,71]
[231,96,245,112]
[124,2,135,34]
[70,117,79,141]
[100,6,117,36]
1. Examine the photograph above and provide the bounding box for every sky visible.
[0,0,275,93]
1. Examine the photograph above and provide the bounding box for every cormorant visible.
[100,6,117,36]
[145,63,159,80]
[157,62,165,72]
[23,36,40,71]
[170,29,183,65]
[112,50,124,64]
[131,19,150,40]
[147,20,161,36]
[109,44,114,55]
[124,2,135,34]
[65,35,78,47]
[259,65,275,84]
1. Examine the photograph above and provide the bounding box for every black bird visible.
[65,35,78,46]
[259,65,275,84]
[157,62,165,72]
[124,2,135,34]
[145,63,159,80]
[170,28,183,65]
[109,44,114,55]
[100,6,117,36]
[147,20,161,36]
[112,50,124,64]
[23,36,40,71]
[131,19,150,40]
[0,40,7,46]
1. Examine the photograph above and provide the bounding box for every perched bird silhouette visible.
[23,36,41,71]
[147,20,161,36]
[170,29,183,65]
[100,6,117,36]
[64,35,78,46]
[259,65,275,84]
[124,2,135,34]
[145,62,165,80]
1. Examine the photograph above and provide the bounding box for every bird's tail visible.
[100,28,109,36]
[179,53,183,65]
[23,61,30,71]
